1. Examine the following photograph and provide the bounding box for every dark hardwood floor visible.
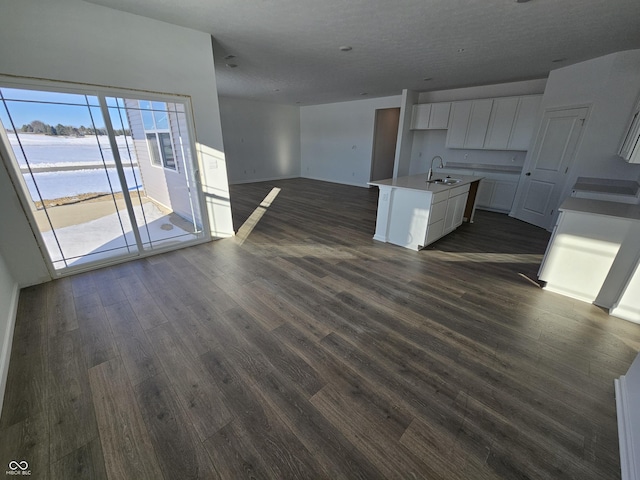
[1,177,639,479]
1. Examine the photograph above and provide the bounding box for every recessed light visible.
[423,77,433,81]
[339,46,353,52]
[226,63,238,68]
[224,54,236,60]
[551,57,567,63]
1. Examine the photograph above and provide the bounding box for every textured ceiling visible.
[85,0,640,105]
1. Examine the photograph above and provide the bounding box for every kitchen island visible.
[538,196,640,324]
[368,173,483,250]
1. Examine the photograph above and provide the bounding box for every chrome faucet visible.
[428,156,444,181]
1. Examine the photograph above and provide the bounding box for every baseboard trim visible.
[300,175,368,188]
[0,282,19,415]
[229,174,299,185]
[616,374,639,480]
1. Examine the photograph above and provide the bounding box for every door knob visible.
[525,172,531,176]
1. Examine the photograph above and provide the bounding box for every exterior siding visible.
[125,99,172,210]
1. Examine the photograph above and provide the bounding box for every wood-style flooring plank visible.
[199,345,331,480]
[134,373,218,479]
[88,358,163,480]
[1,178,635,479]
[0,287,48,428]
[0,413,49,480]
[49,439,108,480]
[47,329,98,462]
[103,300,160,386]
[144,322,233,441]
[74,292,117,369]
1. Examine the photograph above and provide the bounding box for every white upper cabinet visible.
[508,95,542,150]
[484,97,519,150]
[411,104,431,129]
[446,101,473,147]
[446,99,492,148]
[465,99,494,148]
[410,102,451,130]
[445,95,542,151]
[429,102,451,129]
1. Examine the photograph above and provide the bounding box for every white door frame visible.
[0,76,211,278]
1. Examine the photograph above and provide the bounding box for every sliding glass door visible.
[0,82,207,275]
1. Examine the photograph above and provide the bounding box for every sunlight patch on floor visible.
[235,187,281,245]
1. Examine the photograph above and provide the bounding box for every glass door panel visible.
[0,84,207,275]
[0,87,137,270]
[107,98,205,252]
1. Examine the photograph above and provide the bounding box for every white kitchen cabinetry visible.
[508,95,541,150]
[425,192,449,245]
[443,184,469,234]
[446,95,541,151]
[538,203,633,303]
[475,176,519,212]
[369,175,479,250]
[484,97,519,150]
[446,101,472,147]
[446,99,493,149]
[436,168,519,213]
[410,102,451,130]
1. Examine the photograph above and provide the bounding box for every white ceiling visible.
[86,0,640,105]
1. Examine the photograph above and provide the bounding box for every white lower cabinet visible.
[436,168,519,213]
[476,178,519,212]
[443,187,469,234]
[425,184,469,246]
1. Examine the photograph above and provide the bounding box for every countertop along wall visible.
[219,96,301,184]
[300,95,402,187]
[0,0,234,288]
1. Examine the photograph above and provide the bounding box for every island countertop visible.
[368,173,484,193]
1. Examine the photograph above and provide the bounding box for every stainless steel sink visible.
[434,178,461,185]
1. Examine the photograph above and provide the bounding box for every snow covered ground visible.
[6,133,142,200]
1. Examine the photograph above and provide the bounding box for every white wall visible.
[0,251,19,416]
[0,159,50,286]
[300,95,402,187]
[535,49,640,201]
[408,79,547,175]
[0,0,234,286]
[219,97,301,184]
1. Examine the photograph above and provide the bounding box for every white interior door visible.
[511,106,588,230]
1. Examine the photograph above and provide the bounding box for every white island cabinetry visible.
[538,197,640,323]
[369,174,481,251]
